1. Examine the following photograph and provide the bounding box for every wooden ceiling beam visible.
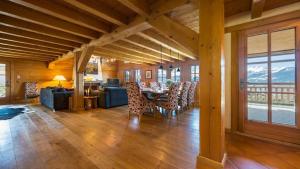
[117,0,150,17]
[124,35,186,60]
[0,39,68,53]
[51,16,151,67]
[111,41,172,62]
[0,14,89,43]
[96,47,158,64]
[77,46,95,73]
[10,0,110,33]
[150,0,191,16]
[251,0,266,19]
[0,49,55,60]
[0,44,62,56]
[148,15,198,57]
[93,52,145,65]
[0,46,59,57]
[118,0,198,57]
[0,33,74,51]
[0,0,100,39]
[138,29,197,59]
[0,25,78,49]
[0,53,52,61]
[62,0,128,26]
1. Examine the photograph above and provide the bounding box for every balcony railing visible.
[247,83,295,106]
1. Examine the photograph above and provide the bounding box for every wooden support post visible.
[72,51,84,111]
[197,0,226,168]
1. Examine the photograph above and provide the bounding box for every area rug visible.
[0,107,26,120]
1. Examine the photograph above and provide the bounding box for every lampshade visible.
[53,75,66,81]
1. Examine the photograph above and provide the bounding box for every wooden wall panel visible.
[0,57,73,103]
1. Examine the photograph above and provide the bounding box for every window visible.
[135,69,141,82]
[171,68,181,82]
[191,65,199,82]
[124,70,130,82]
[157,69,167,83]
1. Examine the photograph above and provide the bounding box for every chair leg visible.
[128,112,131,119]
[138,113,142,121]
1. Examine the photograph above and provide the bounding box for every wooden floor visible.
[0,105,299,169]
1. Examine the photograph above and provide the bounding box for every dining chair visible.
[188,82,197,108]
[126,82,155,121]
[178,81,191,112]
[24,82,40,103]
[156,83,180,119]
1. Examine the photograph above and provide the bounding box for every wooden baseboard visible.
[197,153,227,169]
[234,131,300,149]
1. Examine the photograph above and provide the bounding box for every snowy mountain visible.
[248,67,295,83]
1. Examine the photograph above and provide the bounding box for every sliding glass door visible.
[239,23,300,144]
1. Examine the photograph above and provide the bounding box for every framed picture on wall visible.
[145,70,152,79]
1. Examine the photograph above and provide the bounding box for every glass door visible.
[0,61,10,104]
[240,24,300,144]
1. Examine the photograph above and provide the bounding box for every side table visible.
[84,96,98,110]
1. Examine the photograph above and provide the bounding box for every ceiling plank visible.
[251,0,266,19]
[94,51,146,65]
[148,15,198,57]
[62,0,128,26]
[0,14,89,43]
[77,46,95,73]
[10,0,110,33]
[112,41,172,62]
[117,0,150,17]
[150,0,191,16]
[0,44,62,55]
[0,25,78,49]
[0,46,59,57]
[0,0,100,39]
[0,33,74,51]
[0,50,55,59]
[0,53,52,61]
[0,39,68,53]
[97,46,159,64]
[124,35,186,60]
[138,29,196,59]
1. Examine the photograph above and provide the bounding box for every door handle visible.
[240,80,246,90]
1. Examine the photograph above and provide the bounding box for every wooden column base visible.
[197,153,227,169]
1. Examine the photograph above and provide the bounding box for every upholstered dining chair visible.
[156,83,180,119]
[126,82,154,120]
[188,82,197,108]
[24,82,40,103]
[178,81,191,112]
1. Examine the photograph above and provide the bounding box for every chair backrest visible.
[179,81,191,107]
[126,82,143,114]
[188,82,197,105]
[24,82,39,98]
[166,83,180,110]
[150,82,159,90]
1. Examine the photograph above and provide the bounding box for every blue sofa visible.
[98,79,128,108]
[40,88,73,111]
[99,87,128,108]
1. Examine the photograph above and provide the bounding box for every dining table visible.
[141,88,169,118]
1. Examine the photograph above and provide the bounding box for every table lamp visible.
[53,75,66,87]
